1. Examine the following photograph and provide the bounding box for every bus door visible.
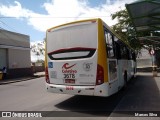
[104,30,118,94]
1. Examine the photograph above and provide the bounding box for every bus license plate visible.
[65,79,75,84]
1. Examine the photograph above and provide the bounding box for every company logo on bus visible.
[62,63,76,69]
[62,63,77,74]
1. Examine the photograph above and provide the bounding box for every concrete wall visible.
[0,29,29,48]
[8,49,31,69]
[137,49,152,68]
[32,66,45,73]
[0,29,32,78]
[137,58,152,68]
[0,48,7,69]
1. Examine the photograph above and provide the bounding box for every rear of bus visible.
[45,18,109,97]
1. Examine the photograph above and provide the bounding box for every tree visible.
[111,9,160,67]
[111,9,160,51]
[111,9,142,51]
[31,40,45,62]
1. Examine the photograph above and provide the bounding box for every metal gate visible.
[0,48,7,69]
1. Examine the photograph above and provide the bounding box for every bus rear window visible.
[47,22,98,60]
[48,47,96,60]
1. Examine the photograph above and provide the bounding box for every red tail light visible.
[45,67,50,84]
[96,64,104,85]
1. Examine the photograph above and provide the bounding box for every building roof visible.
[0,29,30,49]
[126,0,160,32]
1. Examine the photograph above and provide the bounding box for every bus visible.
[45,18,136,97]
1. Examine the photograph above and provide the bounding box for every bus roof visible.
[47,18,100,32]
[47,18,133,50]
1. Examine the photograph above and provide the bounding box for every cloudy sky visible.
[0,0,136,42]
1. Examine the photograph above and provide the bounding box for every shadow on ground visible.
[54,82,131,117]
[45,73,160,117]
[110,73,160,117]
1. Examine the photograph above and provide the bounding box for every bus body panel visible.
[46,20,99,94]
[45,18,136,97]
[47,21,98,53]
[47,57,97,86]
[97,19,108,83]
[46,82,110,97]
[46,83,95,96]
[117,60,128,88]
[107,59,119,95]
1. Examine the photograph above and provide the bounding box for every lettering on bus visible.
[62,63,77,80]
[83,62,93,71]
[66,86,74,90]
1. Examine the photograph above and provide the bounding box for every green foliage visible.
[111,9,160,52]
[31,40,45,61]
[111,9,142,51]
[111,9,160,66]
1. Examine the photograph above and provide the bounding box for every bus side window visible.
[104,31,114,58]
[115,41,121,59]
[120,43,128,60]
[132,52,136,61]
[127,48,132,60]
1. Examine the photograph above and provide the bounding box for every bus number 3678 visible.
[64,74,75,79]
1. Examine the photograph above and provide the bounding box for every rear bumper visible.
[46,83,109,97]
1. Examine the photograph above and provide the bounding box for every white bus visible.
[45,18,136,97]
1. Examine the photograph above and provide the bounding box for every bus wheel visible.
[124,71,128,88]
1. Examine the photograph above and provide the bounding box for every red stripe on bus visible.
[48,47,96,55]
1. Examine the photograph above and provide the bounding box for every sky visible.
[0,0,136,61]
[0,0,136,42]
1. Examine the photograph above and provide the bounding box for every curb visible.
[0,75,45,85]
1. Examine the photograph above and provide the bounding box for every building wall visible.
[0,48,7,69]
[8,49,31,69]
[137,49,152,68]
[0,29,32,78]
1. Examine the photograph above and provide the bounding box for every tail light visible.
[45,67,50,84]
[96,64,104,85]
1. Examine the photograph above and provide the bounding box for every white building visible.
[137,48,152,68]
[0,29,32,78]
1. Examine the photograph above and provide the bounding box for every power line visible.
[0,20,31,42]
[0,16,111,19]
[0,19,17,32]
[0,27,20,46]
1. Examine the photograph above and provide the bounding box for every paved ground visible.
[0,76,121,120]
[0,72,159,120]
[0,72,45,85]
[108,72,160,120]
